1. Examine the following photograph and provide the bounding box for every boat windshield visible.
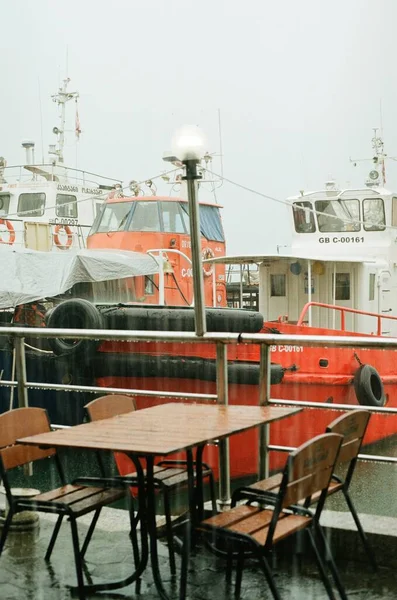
[90,199,225,242]
[315,199,360,232]
[293,201,316,233]
[363,198,386,231]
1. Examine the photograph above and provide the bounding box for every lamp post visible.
[172,126,207,336]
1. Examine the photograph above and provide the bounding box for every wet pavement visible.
[1,507,396,600]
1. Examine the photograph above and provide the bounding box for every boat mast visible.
[350,128,396,187]
[50,78,79,164]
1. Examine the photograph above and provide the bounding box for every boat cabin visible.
[87,194,227,307]
[224,182,397,337]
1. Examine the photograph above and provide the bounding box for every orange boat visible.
[45,137,397,479]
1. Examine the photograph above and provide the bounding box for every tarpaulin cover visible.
[0,247,159,308]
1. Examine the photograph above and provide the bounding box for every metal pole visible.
[183,160,207,336]
[239,264,243,308]
[258,344,271,479]
[14,337,32,475]
[307,260,312,326]
[216,342,231,510]
[158,251,165,306]
[14,337,29,409]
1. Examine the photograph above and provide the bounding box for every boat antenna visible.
[218,108,224,179]
[37,77,45,164]
[50,78,79,164]
[350,128,395,187]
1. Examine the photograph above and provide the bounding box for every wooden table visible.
[18,403,301,599]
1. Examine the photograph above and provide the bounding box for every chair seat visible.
[201,504,311,546]
[27,484,126,518]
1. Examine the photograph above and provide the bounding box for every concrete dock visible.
[1,506,396,599]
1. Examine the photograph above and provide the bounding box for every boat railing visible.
[1,325,397,508]
[297,301,397,334]
[1,164,121,188]
[147,248,193,306]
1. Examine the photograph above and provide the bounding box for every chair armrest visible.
[231,486,278,507]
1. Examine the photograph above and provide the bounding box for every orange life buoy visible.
[53,224,73,250]
[202,247,215,277]
[0,219,15,245]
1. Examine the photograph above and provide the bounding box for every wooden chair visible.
[247,409,376,570]
[85,394,217,575]
[180,432,346,600]
[0,407,136,600]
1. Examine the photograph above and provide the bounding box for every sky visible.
[2,0,397,254]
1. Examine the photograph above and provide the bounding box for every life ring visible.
[46,298,103,357]
[53,224,73,250]
[202,247,215,277]
[0,219,15,245]
[353,364,386,407]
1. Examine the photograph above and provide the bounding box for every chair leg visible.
[343,488,377,571]
[45,515,64,560]
[307,528,337,600]
[315,523,348,600]
[163,489,176,576]
[69,517,86,600]
[226,548,233,584]
[257,551,282,600]
[127,492,142,594]
[0,508,14,555]
[234,547,245,599]
[207,471,217,514]
[179,520,191,600]
[80,508,101,559]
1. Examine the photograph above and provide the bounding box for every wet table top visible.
[18,402,301,456]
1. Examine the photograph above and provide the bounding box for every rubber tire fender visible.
[353,364,386,407]
[46,299,103,357]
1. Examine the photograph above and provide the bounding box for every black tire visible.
[353,364,386,407]
[46,299,103,357]
[100,305,264,334]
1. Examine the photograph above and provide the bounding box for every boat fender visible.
[46,299,103,357]
[53,224,73,250]
[202,247,215,277]
[0,219,16,245]
[353,364,386,407]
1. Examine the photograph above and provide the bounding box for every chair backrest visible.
[326,409,370,486]
[85,394,136,422]
[0,407,55,472]
[281,432,343,510]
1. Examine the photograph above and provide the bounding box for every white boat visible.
[0,78,121,252]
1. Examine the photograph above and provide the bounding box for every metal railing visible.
[1,325,397,507]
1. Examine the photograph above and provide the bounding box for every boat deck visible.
[1,506,396,599]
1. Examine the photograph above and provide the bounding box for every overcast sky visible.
[2,0,397,254]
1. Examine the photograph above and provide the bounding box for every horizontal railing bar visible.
[269,398,397,414]
[3,326,397,349]
[17,381,218,401]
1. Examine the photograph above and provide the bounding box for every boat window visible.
[181,202,225,242]
[363,198,385,231]
[333,273,350,300]
[315,199,360,232]
[369,273,375,301]
[56,194,78,218]
[160,201,187,233]
[392,198,397,227]
[292,201,316,233]
[145,276,155,295]
[0,193,10,216]
[93,202,132,233]
[17,193,46,217]
[270,274,286,297]
[128,201,161,232]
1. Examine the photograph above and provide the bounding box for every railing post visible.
[14,336,32,476]
[258,343,271,479]
[216,342,231,510]
[14,337,29,409]
[158,251,165,306]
